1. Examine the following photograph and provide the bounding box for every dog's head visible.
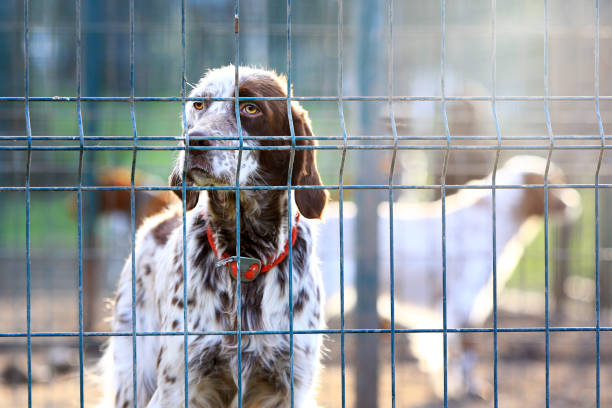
[499,155,582,221]
[170,65,327,219]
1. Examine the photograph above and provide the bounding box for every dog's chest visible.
[154,251,296,384]
[147,218,319,380]
[153,244,293,334]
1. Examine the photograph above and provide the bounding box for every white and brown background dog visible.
[100,65,328,408]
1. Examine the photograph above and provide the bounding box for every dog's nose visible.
[187,130,211,147]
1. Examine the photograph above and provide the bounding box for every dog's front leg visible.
[145,372,185,408]
[145,376,185,408]
[146,336,187,408]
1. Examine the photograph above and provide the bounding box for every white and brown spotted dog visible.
[101,66,327,408]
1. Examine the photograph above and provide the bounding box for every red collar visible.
[205,212,300,282]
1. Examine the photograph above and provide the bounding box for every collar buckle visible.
[217,256,261,282]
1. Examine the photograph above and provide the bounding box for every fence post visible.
[243,0,269,65]
[354,1,385,407]
[83,0,102,334]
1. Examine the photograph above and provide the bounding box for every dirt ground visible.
[0,298,610,407]
[1,332,610,408]
[0,355,610,408]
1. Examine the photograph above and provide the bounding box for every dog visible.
[320,155,581,399]
[101,65,327,408]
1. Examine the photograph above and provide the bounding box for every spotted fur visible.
[100,66,327,408]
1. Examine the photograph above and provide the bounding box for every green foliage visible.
[1,192,77,250]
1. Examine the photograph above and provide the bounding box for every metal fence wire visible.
[1,0,612,407]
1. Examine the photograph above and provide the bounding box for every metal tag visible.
[217,256,261,282]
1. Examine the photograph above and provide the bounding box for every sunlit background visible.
[1,0,611,407]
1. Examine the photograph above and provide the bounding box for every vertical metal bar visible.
[386,0,397,407]
[129,0,139,404]
[233,2,244,406]
[285,0,297,405]
[83,1,101,334]
[336,2,348,407]
[180,0,190,406]
[75,0,85,405]
[490,1,501,407]
[543,2,554,406]
[23,0,32,406]
[440,0,451,405]
[354,1,384,406]
[593,1,603,406]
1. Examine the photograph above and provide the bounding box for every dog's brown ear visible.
[523,172,570,217]
[169,161,199,211]
[290,104,328,219]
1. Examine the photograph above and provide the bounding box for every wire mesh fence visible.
[1,0,612,407]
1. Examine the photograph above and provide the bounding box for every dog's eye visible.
[241,104,260,115]
[193,101,204,111]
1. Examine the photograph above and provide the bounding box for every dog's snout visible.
[187,130,212,147]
